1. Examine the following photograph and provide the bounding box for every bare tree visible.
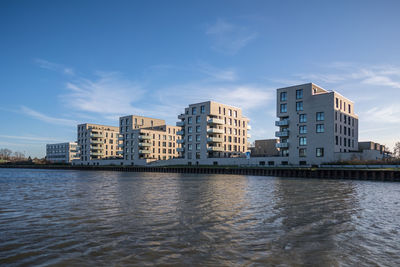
[12,151,25,161]
[0,148,12,160]
[394,142,400,158]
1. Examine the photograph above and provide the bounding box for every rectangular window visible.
[336,98,339,108]
[192,107,197,115]
[200,105,205,114]
[335,123,337,133]
[336,136,339,145]
[296,89,303,99]
[296,101,303,111]
[188,126,192,133]
[316,112,324,121]
[280,92,287,101]
[196,144,200,150]
[299,137,307,146]
[196,126,201,133]
[188,144,192,151]
[299,125,307,134]
[188,135,192,142]
[316,124,324,133]
[196,116,200,123]
[348,104,351,113]
[188,117,192,124]
[299,114,307,123]
[280,103,287,113]
[196,135,200,142]
[316,148,324,157]
[299,148,306,157]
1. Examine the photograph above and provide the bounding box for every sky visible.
[1,0,400,158]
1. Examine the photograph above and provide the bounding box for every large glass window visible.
[299,125,307,134]
[192,107,197,115]
[299,137,307,146]
[299,114,307,123]
[280,92,287,101]
[196,116,200,124]
[296,89,303,99]
[200,105,205,114]
[316,112,324,121]
[316,148,324,157]
[188,117,192,124]
[188,126,192,134]
[296,101,303,111]
[280,103,287,113]
[316,124,324,133]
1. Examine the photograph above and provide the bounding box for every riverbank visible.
[1,164,399,182]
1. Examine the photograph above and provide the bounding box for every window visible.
[335,123,337,133]
[200,105,205,114]
[296,89,303,99]
[196,116,200,123]
[234,110,237,117]
[299,148,306,157]
[299,137,307,146]
[299,114,307,123]
[316,148,324,157]
[296,101,303,111]
[196,135,200,142]
[192,107,197,115]
[188,144,192,151]
[188,135,192,142]
[299,125,307,134]
[188,117,192,124]
[336,136,339,145]
[188,126,192,133]
[280,103,287,113]
[280,92,287,101]
[316,112,324,121]
[348,104,351,114]
[336,98,339,108]
[196,126,201,133]
[196,144,200,150]
[316,124,324,133]
[229,109,232,116]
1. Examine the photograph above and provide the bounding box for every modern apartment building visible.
[119,115,181,162]
[77,123,122,161]
[251,139,280,157]
[276,83,359,165]
[46,142,79,163]
[176,101,250,162]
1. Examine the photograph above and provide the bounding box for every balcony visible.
[117,151,124,155]
[275,131,289,137]
[139,142,151,147]
[247,125,252,130]
[91,133,103,138]
[90,145,103,150]
[139,150,151,154]
[276,142,289,148]
[207,128,224,134]
[177,139,185,144]
[118,135,124,141]
[176,121,185,127]
[275,119,289,126]
[91,140,103,144]
[138,135,151,140]
[247,134,251,138]
[207,146,224,152]
[177,130,185,135]
[90,151,102,156]
[207,137,223,143]
[118,143,124,148]
[178,113,185,120]
[177,148,185,152]
[207,118,224,125]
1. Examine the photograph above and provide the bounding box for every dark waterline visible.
[0,168,399,266]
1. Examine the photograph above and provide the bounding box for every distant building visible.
[176,101,250,163]
[46,142,79,163]
[358,141,391,159]
[77,123,122,162]
[251,139,280,157]
[276,83,359,165]
[119,115,181,162]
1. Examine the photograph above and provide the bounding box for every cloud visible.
[62,72,146,116]
[362,105,400,124]
[20,106,77,126]
[197,63,237,81]
[205,18,258,55]
[34,58,75,75]
[0,134,65,143]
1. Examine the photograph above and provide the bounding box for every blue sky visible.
[1,0,400,158]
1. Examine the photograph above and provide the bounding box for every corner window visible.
[316,112,324,121]
[316,148,324,157]
[299,137,307,146]
[296,101,303,111]
[296,89,303,100]
[280,103,287,113]
[280,92,287,101]
[316,124,324,133]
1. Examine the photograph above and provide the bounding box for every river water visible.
[0,168,399,266]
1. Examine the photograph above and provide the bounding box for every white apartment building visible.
[119,115,181,162]
[46,142,79,163]
[276,83,359,165]
[77,123,122,162]
[176,101,250,164]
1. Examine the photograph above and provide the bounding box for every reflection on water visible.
[0,169,399,266]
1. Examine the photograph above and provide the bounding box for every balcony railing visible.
[177,130,185,135]
[247,134,252,138]
[177,139,185,144]
[178,113,185,120]
[138,135,151,140]
[139,142,151,147]
[207,137,223,143]
[139,150,151,154]
[247,125,252,130]
[117,151,123,155]
[91,140,103,144]
[118,144,124,148]
[207,128,224,134]
[207,146,224,152]
[275,119,289,126]
[176,121,185,127]
[91,133,103,138]
[177,148,185,152]
[207,118,224,125]
[276,143,289,148]
[90,151,102,156]
[275,131,289,137]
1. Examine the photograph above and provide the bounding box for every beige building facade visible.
[46,142,79,163]
[119,115,181,162]
[276,83,359,165]
[176,101,250,163]
[77,123,122,162]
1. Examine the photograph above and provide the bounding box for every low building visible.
[46,142,79,163]
[77,123,122,162]
[251,139,280,157]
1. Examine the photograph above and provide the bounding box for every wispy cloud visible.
[20,106,77,126]
[34,58,75,75]
[197,62,237,81]
[0,134,65,143]
[205,18,258,55]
